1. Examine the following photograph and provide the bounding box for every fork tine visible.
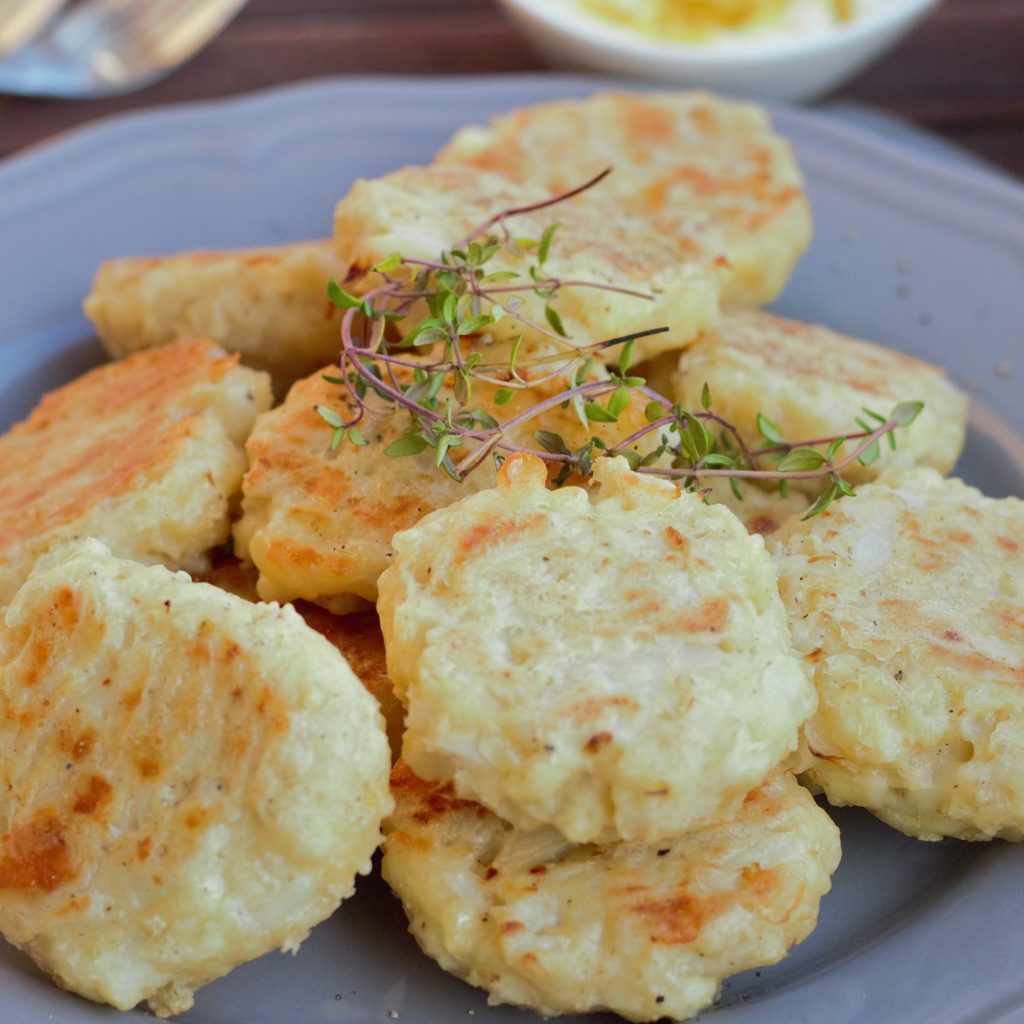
[49,0,145,55]
[0,0,68,56]
[130,0,250,53]
[0,0,251,98]
[52,0,249,66]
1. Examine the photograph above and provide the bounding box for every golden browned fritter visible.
[234,365,656,612]
[436,90,812,309]
[383,762,840,1022]
[0,541,391,1016]
[774,469,1024,840]
[0,338,271,607]
[335,162,720,362]
[378,455,815,844]
[669,309,968,488]
[84,241,348,395]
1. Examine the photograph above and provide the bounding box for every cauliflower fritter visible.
[773,469,1024,840]
[196,554,404,759]
[378,454,815,844]
[0,541,392,1016]
[669,310,968,487]
[234,365,656,613]
[335,163,720,362]
[436,90,812,309]
[84,241,348,395]
[384,763,840,1022]
[0,338,271,607]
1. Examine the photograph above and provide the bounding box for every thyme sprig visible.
[316,172,924,519]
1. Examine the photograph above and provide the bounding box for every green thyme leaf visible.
[682,413,714,458]
[645,401,667,423]
[575,441,595,477]
[575,357,595,387]
[538,223,559,267]
[777,448,827,473]
[536,430,572,455]
[326,278,363,310]
[477,241,501,264]
[372,252,403,274]
[509,335,523,378]
[330,427,346,450]
[475,410,501,431]
[676,430,699,462]
[385,432,429,458]
[701,382,712,411]
[494,388,514,406]
[891,400,925,427]
[321,374,345,385]
[415,329,449,347]
[858,440,881,467]
[457,314,494,336]
[348,426,368,447]
[426,372,445,404]
[544,304,568,337]
[701,453,736,468]
[802,481,841,520]
[436,269,460,293]
[435,434,463,468]
[314,404,345,429]
[617,339,635,377]
[756,412,783,444]
[584,401,619,423]
[607,387,630,419]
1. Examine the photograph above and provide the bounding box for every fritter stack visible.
[3,87,1013,1024]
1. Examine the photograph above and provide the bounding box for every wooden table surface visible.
[0,0,1022,178]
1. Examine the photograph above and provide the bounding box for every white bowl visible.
[497,0,943,102]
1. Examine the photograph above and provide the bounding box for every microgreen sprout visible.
[316,171,925,518]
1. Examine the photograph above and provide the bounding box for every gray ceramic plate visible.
[1,76,1023,1024]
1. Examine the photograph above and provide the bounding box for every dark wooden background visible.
[0,0,1022,176]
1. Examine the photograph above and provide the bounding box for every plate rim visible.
[0,74,1022,229]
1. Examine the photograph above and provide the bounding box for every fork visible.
[0,0,68,57]
[0,0,251,98]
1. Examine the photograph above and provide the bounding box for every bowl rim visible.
[497,0,944,64]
